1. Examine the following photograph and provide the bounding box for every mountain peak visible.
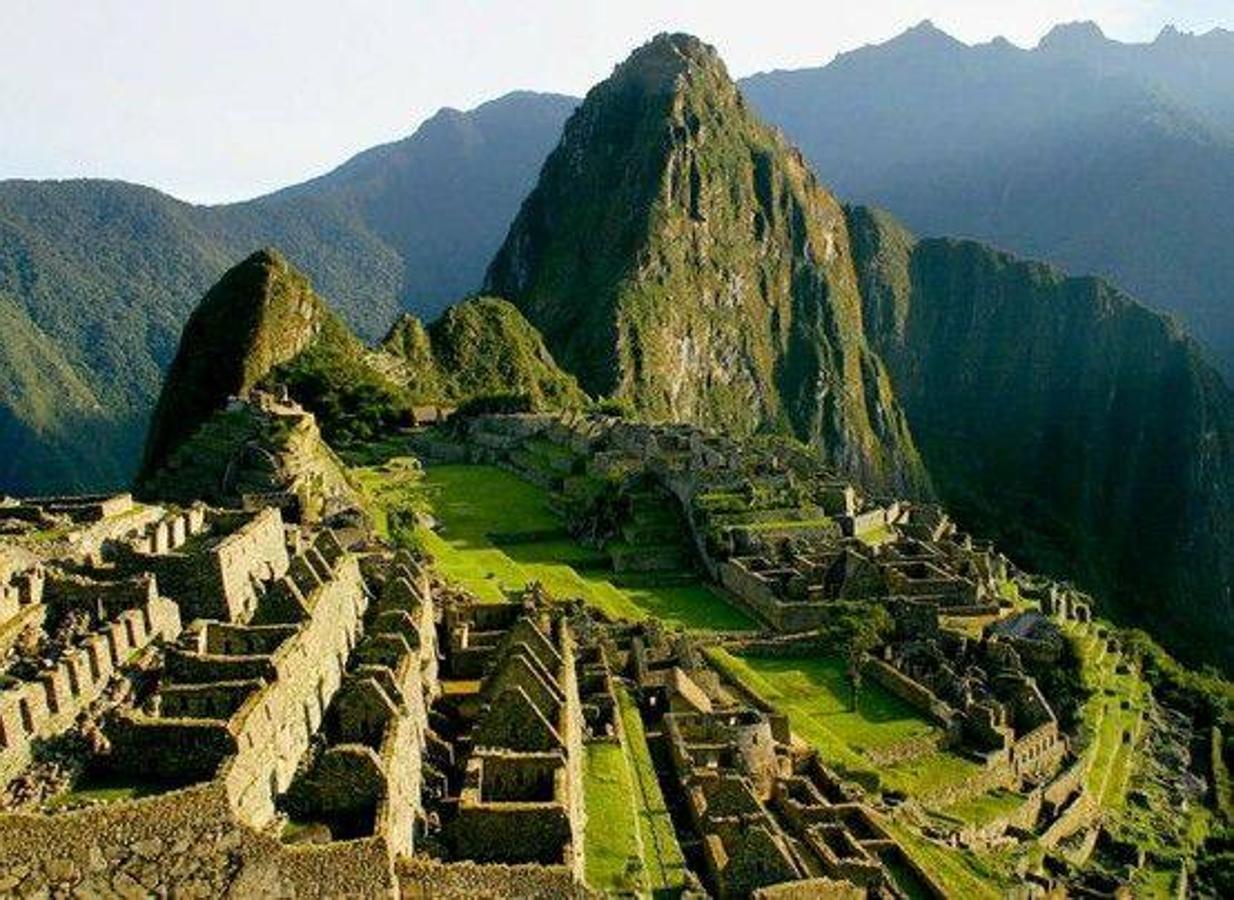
[486,37,929,494]
[1038,20,1109,52]
[884,19,965,53]
[139,248,331,479]
[612,32,728,93]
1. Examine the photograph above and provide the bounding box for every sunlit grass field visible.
[357,459,756,631]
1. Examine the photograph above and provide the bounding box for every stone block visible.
[153,521,171,555]
[39,664,74,715]
[85,634,114,683]
[120,608,148,649]
[106,620,132,666]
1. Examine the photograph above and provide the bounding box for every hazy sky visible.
[3,0,1231,203]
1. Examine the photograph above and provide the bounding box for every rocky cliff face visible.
[849,205,1234,670]
[486,34,927,495]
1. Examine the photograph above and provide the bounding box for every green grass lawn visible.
[44,774,166,810]
[940,788,1026,827]
[1067,621,1146,813]
[584,742,644,893]
[705,648,983,797]
[881,818,1010,899]
[616,686,688,894]
[411,464,756,631]
[582,687,688,895]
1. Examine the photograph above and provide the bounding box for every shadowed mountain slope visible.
[850,205,1234,670]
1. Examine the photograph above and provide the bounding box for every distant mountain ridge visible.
[740,19,1234,378]
[0,91,576,494]
[8,20,1234,499]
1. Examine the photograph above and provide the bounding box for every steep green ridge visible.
[0,91,575,494]
[486,34,927,495]
[141,250,582,487]
[139,248,418,486]
[140,249,336,478]
[849,205,1234,671]
[381,298,586,409]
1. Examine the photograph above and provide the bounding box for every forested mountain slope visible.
[0,92,575,493]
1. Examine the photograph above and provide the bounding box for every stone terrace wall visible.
[396,857,588,899]
[862,657,953,727]
[222,552,367,826]
[0,781,397,897]
[211,506,290,621]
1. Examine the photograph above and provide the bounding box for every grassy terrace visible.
[409,464,756,631]
[939,787,1025,827]
[583,689,688,895]
[705,648,982,798]
[1067,620,1146,812]
[583,742,643,891]
[880,818,1011,899]
[617,686,688,895]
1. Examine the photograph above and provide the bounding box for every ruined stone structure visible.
[0,492,443,896]
[574,619,937,898]
[426,592,587,877]
[0,567,181,787]
[0,411,1162,895]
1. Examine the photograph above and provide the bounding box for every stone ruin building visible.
[598,621,944,898]
[138,389,361,525]
[0,488,594,897]
[411,412,1113,864]
[0,411,1136,896]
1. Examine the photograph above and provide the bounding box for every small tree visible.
[839,605,893,712]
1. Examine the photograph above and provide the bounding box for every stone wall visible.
[211,506,290,621]
[717,559,834,631]
[861,658,953,727]
[293,553,435,853]
[221,553,367,825]
[396,857,586,899]
[0,564,42,634]
[21,492,133,523]
[0,781,397,897]
[0,580,181,785]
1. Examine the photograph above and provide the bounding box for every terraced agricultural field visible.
[705,648,984,797]
[1067,621,1148,812]
[583,742,643,891]
[357,459,757,631]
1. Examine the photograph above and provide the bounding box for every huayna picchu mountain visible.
[849,205,1234,670]
[486,34,928,496]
